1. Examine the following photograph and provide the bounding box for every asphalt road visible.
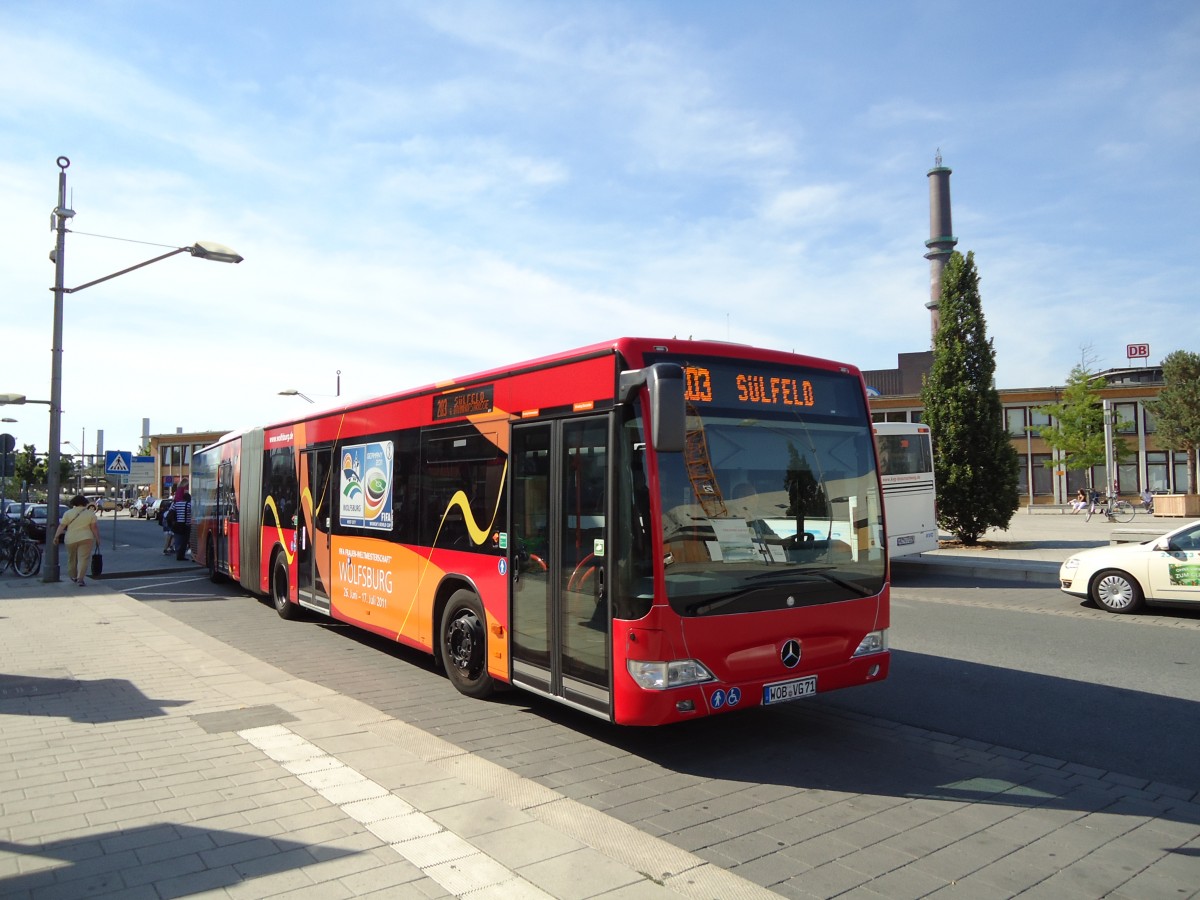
[104,507,1200,795]
[826,572,1200,788]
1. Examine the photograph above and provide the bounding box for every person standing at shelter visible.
[171,480,193,561]
[54,494,101,586]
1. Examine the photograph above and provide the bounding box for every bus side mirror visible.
[619,363,685,453]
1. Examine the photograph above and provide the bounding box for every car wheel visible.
[1090,569,1145,614]
[271,552,299,619]
[440,590,495,699]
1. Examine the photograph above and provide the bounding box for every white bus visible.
[873,422,938,557]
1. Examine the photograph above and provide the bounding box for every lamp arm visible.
[58,247,190,294]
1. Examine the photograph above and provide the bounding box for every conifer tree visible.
[1146,349,1200,493]
[920,251,1019,544]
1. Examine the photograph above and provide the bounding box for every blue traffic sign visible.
[104,451,133,476]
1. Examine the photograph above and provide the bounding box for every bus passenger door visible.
[298,446,333,614]
[510,417,611,718]
[216,459,235,575]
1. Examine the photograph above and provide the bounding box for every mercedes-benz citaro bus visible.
[192,338,889,726]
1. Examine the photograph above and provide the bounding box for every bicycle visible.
[0,518,43,577]
[1085,494,1135,524]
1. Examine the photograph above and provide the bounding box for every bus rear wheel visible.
[440,590,495,699]
[271,553,299,620]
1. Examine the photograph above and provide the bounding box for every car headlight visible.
[626,659,715,690]
[852,629,888,657]
[1062,558,1080,571]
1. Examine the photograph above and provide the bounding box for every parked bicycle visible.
[1085,493,1135,523]
[0,516,43,577]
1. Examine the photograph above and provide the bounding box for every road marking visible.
[239,724,557,898]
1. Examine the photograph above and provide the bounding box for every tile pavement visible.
[0,580,779,899]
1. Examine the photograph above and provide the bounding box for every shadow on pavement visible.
[0,672,190,723]
[0,823,357,896]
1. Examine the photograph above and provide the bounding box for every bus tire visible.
[440,590,495,699]
[271,553,300,620]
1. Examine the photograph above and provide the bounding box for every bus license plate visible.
[763,676,817,705]
[897,535,915,546]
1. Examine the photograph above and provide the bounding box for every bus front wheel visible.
[271,554,299,620]
[440,590,495,699]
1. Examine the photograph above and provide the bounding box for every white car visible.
[1059,519,1200,614]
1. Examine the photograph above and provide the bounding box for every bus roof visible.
[200,337,866,451]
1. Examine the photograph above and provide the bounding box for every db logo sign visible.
[1127,343,1150,359]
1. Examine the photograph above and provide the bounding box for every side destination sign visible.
[433,385,494,421]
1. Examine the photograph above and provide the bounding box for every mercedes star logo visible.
[781,639,801,668]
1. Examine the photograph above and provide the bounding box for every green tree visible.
[1146,349,1200,493]
[1036,365,1129,488]
[920,251,1019,544]
[14,444,44,487]
[10,445,71,497]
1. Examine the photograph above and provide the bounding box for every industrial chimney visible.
[924,151,957,342]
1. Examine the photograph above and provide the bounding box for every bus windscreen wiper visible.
[745,567,873,597]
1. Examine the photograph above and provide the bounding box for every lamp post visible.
[43,156,243,582]
[62,441,83,493]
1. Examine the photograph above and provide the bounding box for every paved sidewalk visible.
[0,578,776,899]
[893,506,1175,585]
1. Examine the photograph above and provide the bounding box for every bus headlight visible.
[852,630,888,657]
[626,659,715,690]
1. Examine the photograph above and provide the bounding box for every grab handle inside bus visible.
[618,362,685,452]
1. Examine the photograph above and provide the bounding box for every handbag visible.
[90,551,103,577]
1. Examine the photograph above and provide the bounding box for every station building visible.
[863,358,1184,507]
[147,430,227,498]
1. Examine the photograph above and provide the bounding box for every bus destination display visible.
[433,385,495,421]
[646,354,864,418]
[685,366,814,408]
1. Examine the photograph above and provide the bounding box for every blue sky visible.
[1,1,1197,459]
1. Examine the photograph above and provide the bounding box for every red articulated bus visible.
[192,337,889,725]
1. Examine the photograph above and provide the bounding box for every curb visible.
[892,554,1061,586]
[95,560,202,580]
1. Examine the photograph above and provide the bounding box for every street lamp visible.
[43,156,243,582]
[0,394,50,406]
[278,389,315,403]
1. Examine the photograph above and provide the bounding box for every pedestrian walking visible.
[170,481,192,561]
[54,494,101,586]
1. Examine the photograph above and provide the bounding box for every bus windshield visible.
[654,377,885,617]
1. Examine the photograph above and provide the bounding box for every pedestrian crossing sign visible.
[104,450,132,475]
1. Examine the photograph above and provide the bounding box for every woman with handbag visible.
[54,494,101,586]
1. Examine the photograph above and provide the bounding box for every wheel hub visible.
[448,614,481,673]
[1097,576,1133,608]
